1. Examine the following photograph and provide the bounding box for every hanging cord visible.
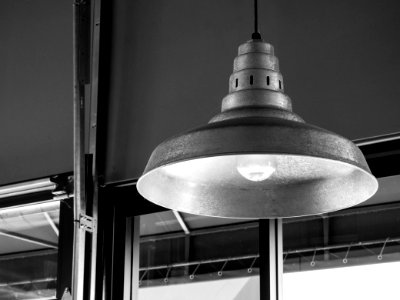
[252,0,262,39]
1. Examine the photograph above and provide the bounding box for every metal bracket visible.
[218,260,228,276]
[139,270,148,286]
[189,263,201,280]
[310,249,317,267]
[343,244,352,264]
[378,237,390,260]
[163,267,171,283]
[79,214,96,233]
[247,256,258,273]
[51,175,74,196]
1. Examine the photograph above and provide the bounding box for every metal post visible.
[123,217,133,300]
[259,219,283,300]
[72,0,90,299]
[123,217,140,300]
[57,199,74,299]
[322,216,330,261]
[88,0,102,294]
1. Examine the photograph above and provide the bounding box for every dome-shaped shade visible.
[137,39,378,218]
[137,117,378,218]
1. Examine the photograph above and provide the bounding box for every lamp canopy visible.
[137,38,378,219]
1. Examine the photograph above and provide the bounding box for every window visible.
[0,201,60,300]
[137,191,400,299]
[284,262,400,300]
[138,211,258,297]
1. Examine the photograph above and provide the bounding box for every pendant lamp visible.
[137,1,378,218]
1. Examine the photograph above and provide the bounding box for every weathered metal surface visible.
[221,90,292,112]
[137,39,378,218]
[143,118,370,173]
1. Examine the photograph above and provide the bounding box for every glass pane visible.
[138,178,400,299]
[140,211,183,235]
[139,211,258,299]
[284,262,400,300]
[179,213,244,230]
[0,201,60,300]
[139,277,260,300]
[282,177,400,299]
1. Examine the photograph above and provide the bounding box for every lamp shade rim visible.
[137,154,378,219]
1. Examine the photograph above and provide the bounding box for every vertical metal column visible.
[56,199,74,299]
[123,217,140,300]
[322,216,330,261]
[72,2,86,299]
[259,219,283,300]
[88,0,102,297]
[72,0,91,299]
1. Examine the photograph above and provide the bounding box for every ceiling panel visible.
[0,0,73,185]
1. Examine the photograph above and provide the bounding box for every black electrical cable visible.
[252,0,262,39]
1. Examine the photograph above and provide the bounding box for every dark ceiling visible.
[1,0,399,186]
[0,0,72,185]
[104,0,400,183]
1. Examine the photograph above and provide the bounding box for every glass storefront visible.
[0,202,60,300]
[137,200,400,299]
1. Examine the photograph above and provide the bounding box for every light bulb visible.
[236,155,276,182]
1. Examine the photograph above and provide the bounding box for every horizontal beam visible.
[0,178,56,199]
[139,254,258,272]
[285,201,400,224]
[140,202,400,243]
[0,277,56,288]
[139,236,400,272]
[0,249,57,261]
[354,132,400,146]
[0,230,58,249]
[0,200,60,219]
[141,221,258,243]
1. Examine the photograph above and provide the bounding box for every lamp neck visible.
[209,39,303,124]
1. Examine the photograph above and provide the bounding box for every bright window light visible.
[284,262,400,300]
[139,262,400,300]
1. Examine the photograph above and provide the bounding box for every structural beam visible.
[354,132,400,146]
[140,202,400,243]
[0,201,59,218]
[259,219,283,300]
[0,277,56,288]
[123,217,140,300]
[0,230,57,249]
[172,210,190,234]
[0,249,57,261]
[0,178,56,199]
[138,235,400,272]
[72,0,91,299]
[44,212,59,237]
[87,0,102,296]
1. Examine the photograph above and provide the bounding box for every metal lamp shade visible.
[137,39,378,218]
